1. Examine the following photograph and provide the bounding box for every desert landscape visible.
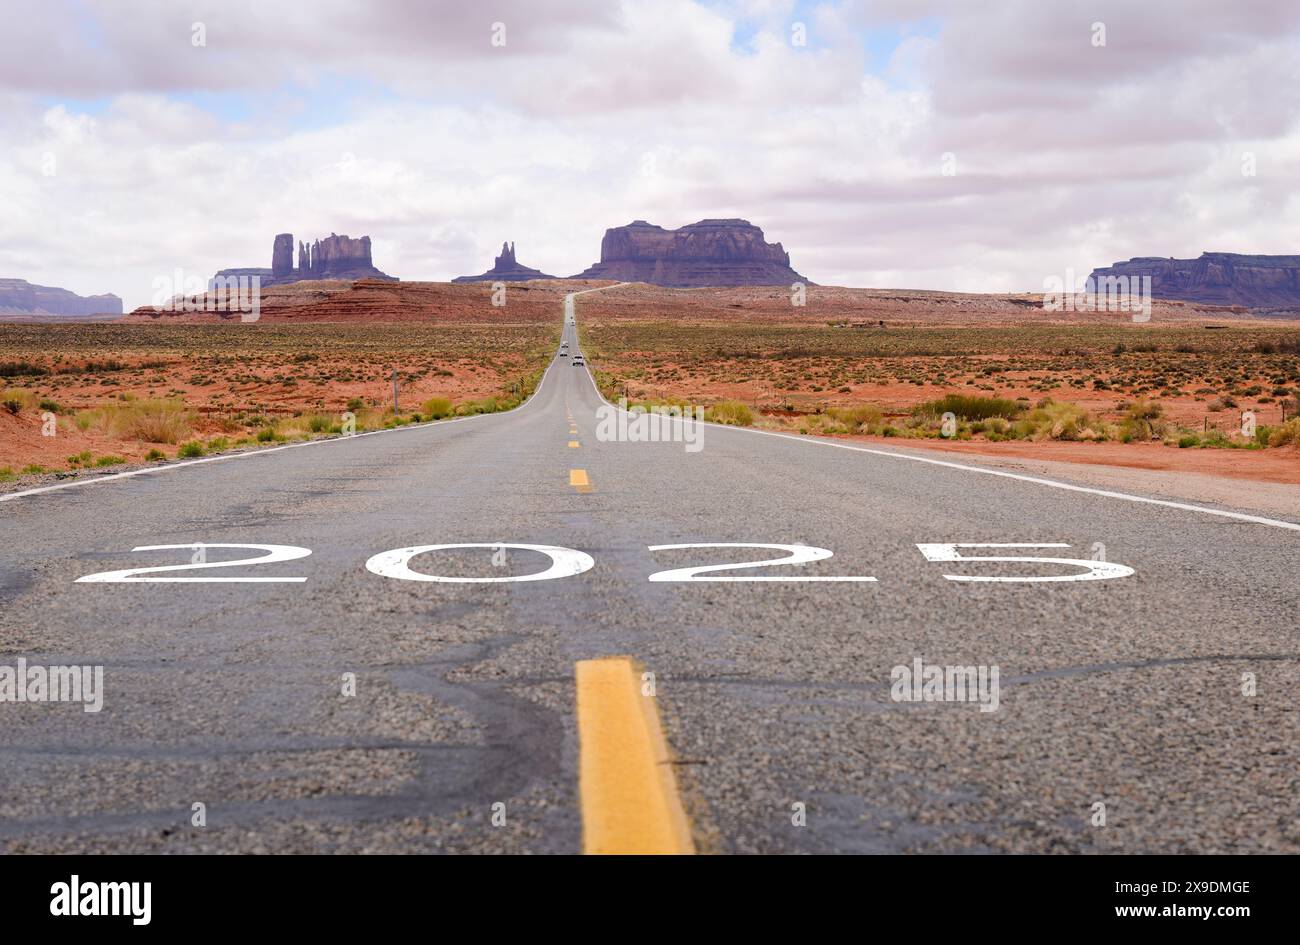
[0,279,572,478]
[575,285,1300,484]
[3,275,1299,488]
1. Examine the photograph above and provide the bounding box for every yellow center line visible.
[575,657,695,855]
[569,468,593,492]
[568,440,581,448]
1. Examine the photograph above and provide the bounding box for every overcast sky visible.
[2,0,1299,309]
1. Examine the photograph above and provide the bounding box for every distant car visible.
[560,351,568,357]
[573,357,585,366]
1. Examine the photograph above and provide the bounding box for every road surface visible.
[1,291,1297,854]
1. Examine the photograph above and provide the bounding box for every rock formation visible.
[305,233,377,276]
[212,232,396,289]
[1089,253,1300,309]
[272,233,294,277]
[0,278,122,319]
[571,218,809,287]
[452,241,557,282]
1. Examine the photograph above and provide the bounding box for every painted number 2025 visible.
[76,542,1134,584]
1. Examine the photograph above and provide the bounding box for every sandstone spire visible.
[451,241,556,283]
[272,233,294,277]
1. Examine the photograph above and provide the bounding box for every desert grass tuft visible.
[707,399,755,426]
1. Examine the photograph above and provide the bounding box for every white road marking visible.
[915,542,1135,582]
[647,542,878,582]
[75,543,312,583]
[67,539,1130,587]
[365,542,595,583]
[578,365,1300,533]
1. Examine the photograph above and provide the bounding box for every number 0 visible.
[365,543,594,583]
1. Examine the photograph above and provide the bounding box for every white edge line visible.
[575,316,1300,534]
[1,338,566,505]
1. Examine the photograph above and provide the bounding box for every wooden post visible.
[392,369,399,413]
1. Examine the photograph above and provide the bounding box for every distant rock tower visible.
[451,240,557,282]
[272,233,294,277]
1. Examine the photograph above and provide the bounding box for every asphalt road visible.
[1,292,1297,854]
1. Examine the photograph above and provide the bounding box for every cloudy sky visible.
[2,0,1299,309]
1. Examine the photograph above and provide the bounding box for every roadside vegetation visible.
[582,321,1300,451]
[0,323,552,479]
[734,394,1297,449]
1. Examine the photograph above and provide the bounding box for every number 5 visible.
[915,543,1133,583]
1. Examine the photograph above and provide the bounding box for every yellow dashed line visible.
[569,440,581,449]
[569,468,593,492]
[575,657,695,855]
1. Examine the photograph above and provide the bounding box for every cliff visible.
[0,278,123,319]
[1089,253,1300,309]
[571,218,809,287]
[452,241,557,282]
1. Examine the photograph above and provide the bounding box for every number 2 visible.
[647,543,877,582]
[75,544,311,583]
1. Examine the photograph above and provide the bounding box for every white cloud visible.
[0,0,1298,308]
